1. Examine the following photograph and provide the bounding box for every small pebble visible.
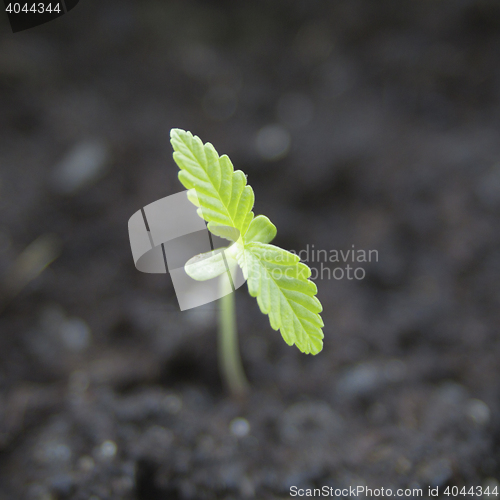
[77,455,95,472]
[337,363,381,397]
[466,399,490,426]
[255,124,291,161]
[435,382,467,404]
[60,317,91,352]
[35,441,71,464]
[51,140,109,194]
[98,440,117,460]
[230,417,250,437]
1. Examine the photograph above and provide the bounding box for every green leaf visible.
[185,247,240,281]
[172,128,324,354]
[232,242,324,355]
[207,224,240,242]
[245,215,277,244]
[185,249,228,281]
[171,129,255,238]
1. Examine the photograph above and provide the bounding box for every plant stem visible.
[218,269,249,397]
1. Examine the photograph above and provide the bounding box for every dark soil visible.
[1,1,500,498]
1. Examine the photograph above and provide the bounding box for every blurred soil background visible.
[1,0,500,498]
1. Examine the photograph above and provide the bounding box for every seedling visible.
[170,129,324,396]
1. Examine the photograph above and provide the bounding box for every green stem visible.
[218,269,249,397]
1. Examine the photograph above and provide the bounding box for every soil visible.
[1,1,500,499]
